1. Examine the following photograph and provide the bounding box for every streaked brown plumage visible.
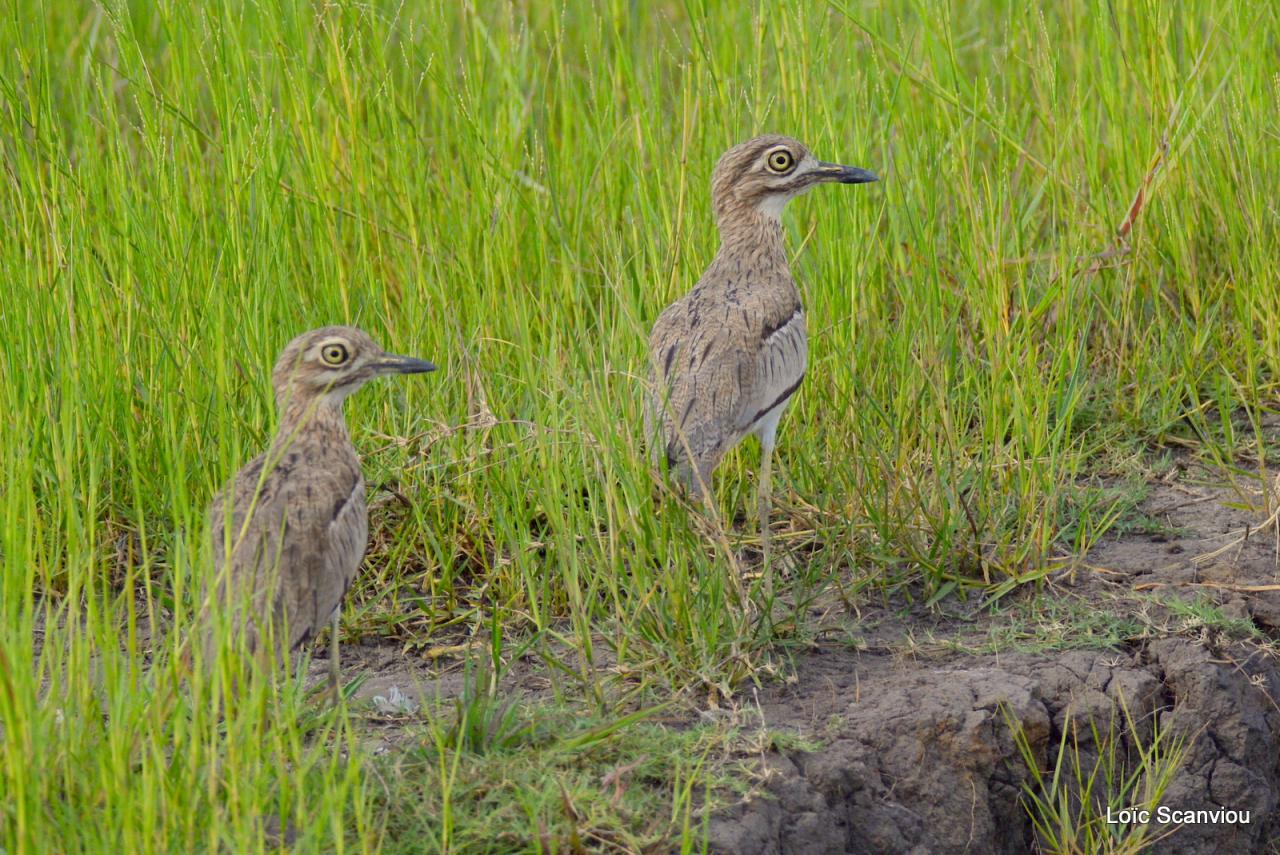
[205,326,435,696]
[646,135,877,560]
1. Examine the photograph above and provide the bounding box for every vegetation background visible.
[1,0,1276,851]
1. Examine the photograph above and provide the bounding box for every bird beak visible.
[376,353,438,375]
[815,162,879,184]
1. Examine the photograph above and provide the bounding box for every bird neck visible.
[272,394,350,449]
[713,209,789,271]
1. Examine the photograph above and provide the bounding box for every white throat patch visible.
[756,194,789,219]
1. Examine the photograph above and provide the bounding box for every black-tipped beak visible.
[377,353,438,375]
[817,162,879,184]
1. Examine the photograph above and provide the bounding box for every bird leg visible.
[759,444,773,570]
[328,610,342,703]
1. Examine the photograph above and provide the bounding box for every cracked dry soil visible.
[706,637,1278,854]
[706,471,1280,855]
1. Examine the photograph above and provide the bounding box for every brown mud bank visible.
[706,638,1279,854]
[709,472,1280,855]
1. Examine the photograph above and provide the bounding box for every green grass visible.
[369,664,735,854]
[1008,693,1190,855]
[2,0,1278,851]
[1154,592,1270,642]
[939,595,1148,655]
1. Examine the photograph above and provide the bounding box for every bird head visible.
[710,134,877,224]
[271,326,436,410]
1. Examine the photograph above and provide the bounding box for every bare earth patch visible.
[315,459,1280,854]
[703,462,1280,854]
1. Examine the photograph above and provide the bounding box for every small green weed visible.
[1007,694,1189,855]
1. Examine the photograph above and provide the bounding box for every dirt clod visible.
[709,467,1280,854]
[708,639,1279,854]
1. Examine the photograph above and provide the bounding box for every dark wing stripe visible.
[662,344,677,376]
[678,395,696,427]
[760,305,802,342]
[745,372,804,428]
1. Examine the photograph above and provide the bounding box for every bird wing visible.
[734,304,807,439]
[316,475,367,629]
[207,452,295,653]
[648,296,806,474]
[208,451,365,653]
[269,464,364,650]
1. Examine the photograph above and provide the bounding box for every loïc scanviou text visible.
[1105,806,1251,825]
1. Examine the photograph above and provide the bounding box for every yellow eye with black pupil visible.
[767,150,794,172]
[320,344,349,366]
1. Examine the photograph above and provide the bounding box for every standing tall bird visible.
[646,135,877,561]
[206,326,435,696]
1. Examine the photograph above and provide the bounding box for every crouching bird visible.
[205,326,435,699]
[646,135,877,565]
